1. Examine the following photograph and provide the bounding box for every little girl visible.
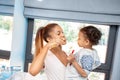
[65,26,102,80]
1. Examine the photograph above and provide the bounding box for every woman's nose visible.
[61,33,66,38]
[61,32,65,36]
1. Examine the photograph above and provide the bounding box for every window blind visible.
[0,0,14,15]
[24,0,120,25]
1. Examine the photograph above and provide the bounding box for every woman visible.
[29,23,68,80]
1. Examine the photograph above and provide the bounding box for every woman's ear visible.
[46,37,51,42]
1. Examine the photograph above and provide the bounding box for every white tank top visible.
[44,50,66,80]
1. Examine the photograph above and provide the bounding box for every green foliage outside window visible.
[0,16,12,31]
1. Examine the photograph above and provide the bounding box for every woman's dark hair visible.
[35,23,59,57]
[80,25,102,45]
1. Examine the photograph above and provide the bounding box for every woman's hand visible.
[46,38,65,49]
[46,39,59,49]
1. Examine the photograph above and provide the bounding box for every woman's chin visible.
[61,41,66,45]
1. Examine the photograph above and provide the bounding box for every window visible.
[0,15,13,51]
[0,15,13,69]
[31,20,109,64]
[25,18,117,80]
[88,72,105,80]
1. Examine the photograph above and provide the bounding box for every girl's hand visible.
[67,54,75,63]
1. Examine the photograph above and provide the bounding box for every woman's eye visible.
[57,31,60,35]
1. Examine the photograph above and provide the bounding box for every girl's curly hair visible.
[80,26,102,45]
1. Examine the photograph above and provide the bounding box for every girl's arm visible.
[72,60,87,77]
[67,54,87,78]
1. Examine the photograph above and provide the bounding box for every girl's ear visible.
[85,39,90,45]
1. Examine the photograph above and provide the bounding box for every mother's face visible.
[49,25,66,45]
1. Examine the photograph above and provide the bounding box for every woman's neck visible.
[50,45,68,66]
[50,45,62,53]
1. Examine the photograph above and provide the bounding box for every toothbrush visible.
[71,50,75,54]
[69,50,75,65]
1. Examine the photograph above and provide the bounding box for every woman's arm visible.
[29,39,59,76]
[29,44,49,76]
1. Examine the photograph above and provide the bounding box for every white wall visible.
[10,0,28,71]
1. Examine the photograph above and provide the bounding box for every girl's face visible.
[48,25,66,45]
[77,31,88,48]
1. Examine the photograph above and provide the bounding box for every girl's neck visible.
[84,45,93,50]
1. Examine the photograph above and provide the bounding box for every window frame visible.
[24,18,118,80]
[24,18,34,72]
[0,50,10,59]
